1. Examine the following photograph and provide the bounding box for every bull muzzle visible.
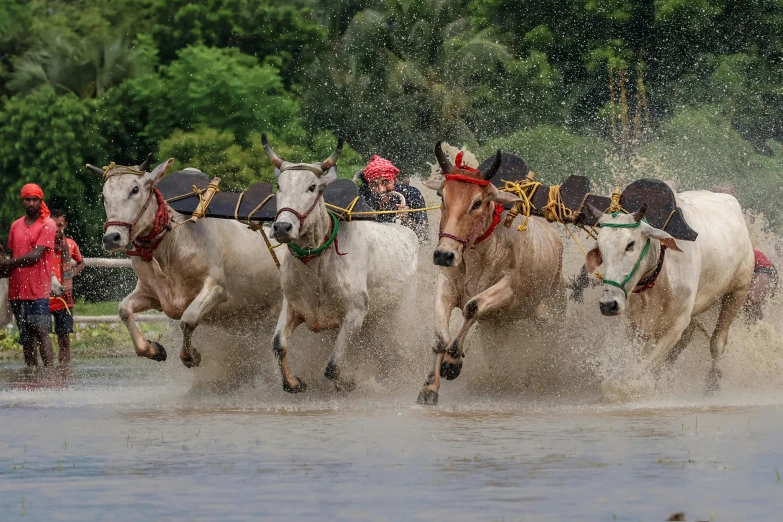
[433,249,456,267]
[102,230,126,252]
[599,298,621,316]
[272,221,294,243]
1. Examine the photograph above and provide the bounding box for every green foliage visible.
[147,0,327,86]
[479,126,613,187]
[159,128,365,186]
[127,45,302,146]
[0,86,106,245]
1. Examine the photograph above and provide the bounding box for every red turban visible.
[20,183,50,220]
[364,155,399,183]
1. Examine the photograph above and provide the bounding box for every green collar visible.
[599,217,650,297]
[287,211,340,261]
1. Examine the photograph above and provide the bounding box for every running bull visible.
[583,188,754,400]
[417,143,566,405]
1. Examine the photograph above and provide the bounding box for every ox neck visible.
[633,240,665,293]
[291,199,331,251]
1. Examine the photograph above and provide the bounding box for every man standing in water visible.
[0,184,57,367]
[356,155,429,243]
[49,209,85,365]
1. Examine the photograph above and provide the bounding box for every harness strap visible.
[634,246,666,294]
[105,187,170,263]
[276,192,323,227]
[287,211,343,263]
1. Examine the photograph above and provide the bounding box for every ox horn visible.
[434,141,453,174]
[481,149,502,181]
[632,202,647,223]
[86,164,105,176]
[138,153,153,172]
[320,138,344,172]
[261,132,284,168]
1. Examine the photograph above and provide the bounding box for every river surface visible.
[1,358,782,522]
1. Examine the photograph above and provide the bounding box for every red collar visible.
[633,246,666,294]
[126,188,170,262]
[474,202,504,244]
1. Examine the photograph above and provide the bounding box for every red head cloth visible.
[364,155,400,183]
[20,183,50,220]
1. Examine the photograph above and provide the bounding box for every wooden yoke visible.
[477,152,698,241]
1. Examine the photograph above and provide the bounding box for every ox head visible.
[583,203,682,316]
[87,154,174,252]
[263,133,341,243]
[424,142,520,267]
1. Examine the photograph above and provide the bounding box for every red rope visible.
[474,203,504,244]
[444,174,490,186]
[126,188,170,262]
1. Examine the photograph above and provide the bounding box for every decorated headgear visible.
[454,151,480,174]
[364,155,399,183]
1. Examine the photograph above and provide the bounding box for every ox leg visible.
[325,301,367,392]
[706,289,747,395]
[440,278,515,381]
[417,277,459,405]
[119,291,166,361]
[273,299,306,393]
[602,315,691,402]
[179,277,227,368]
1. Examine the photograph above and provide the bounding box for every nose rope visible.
[437,174,503,247]
[275,192,323,228]
[104,187,171,262]
[438,202,492,246]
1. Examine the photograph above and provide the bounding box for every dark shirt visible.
[357,174,429,244]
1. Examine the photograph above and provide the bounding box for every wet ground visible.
[1,358,782,521]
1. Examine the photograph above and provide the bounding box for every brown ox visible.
[416,143,565,405]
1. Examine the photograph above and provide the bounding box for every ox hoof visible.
[440,359,463,381]
[324,362,340,381]
[147,342,167,362]
[416,389,439,406]
[180,351,202,369]
[283,378,307,394]
[705,368,722,396]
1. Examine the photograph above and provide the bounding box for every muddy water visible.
[1,359,782,521]
[3,186,783,520]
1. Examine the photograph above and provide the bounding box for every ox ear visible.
[145,158,174,186]
[585,246,603,274]
[320,166,338,187]
[642,224,683,252]
[489,184,521,205]
[423,177,444,194]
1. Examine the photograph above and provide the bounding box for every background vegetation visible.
[1,0,782,300]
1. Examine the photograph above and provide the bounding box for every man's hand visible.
[396,204,411,223]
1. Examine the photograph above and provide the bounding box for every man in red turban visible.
[357,155,429,243]
[1,184,57,366]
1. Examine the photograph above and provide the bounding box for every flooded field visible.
[1,358,782,521]
[3,198,783,521]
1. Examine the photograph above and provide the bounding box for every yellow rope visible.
[233,191,245,221]
[662,208,676,231]
[541,184,575,224]
[498,178,541,231]
[241,194,279,269]
[326,201,441,218]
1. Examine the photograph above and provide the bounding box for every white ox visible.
[87,156,281,366]
[583,191,754,399]
[262,134,418,393]
[417,143,566,405]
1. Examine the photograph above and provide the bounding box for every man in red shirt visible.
[49,209,85,365]
[0,184,57,367]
